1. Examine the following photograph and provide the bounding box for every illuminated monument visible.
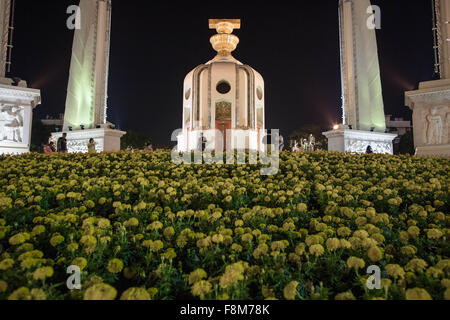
[323,0,396,154]
[405,0,450,157]
[52,0,125,153]
[0,0,41,155]
[177,19,266,152]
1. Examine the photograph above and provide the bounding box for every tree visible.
[396,131,415,155]
[120,130,151,150]
[30,120,57,152]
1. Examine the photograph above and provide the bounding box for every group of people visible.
[42,133,97,154]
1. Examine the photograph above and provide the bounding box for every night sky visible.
[9,0,434,145]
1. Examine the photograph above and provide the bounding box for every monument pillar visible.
[52,0,125,153]
[323,0,397,154]
[0,0,41,155]
[405,0,450,158]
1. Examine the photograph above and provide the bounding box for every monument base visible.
[0,78,41,155]
[51,127,126,153]
[415,145,450,158]
[0,145,31,155]
[405,79,450,158]
[323,128,397,154]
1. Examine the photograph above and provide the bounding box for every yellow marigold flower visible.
[309,244,325,257]
[426,267,443,278]
[84,283,117,300]
[407,226,420,237]
[219,262,247,289]
[191,280,212,297]
[97,218,110,229]
[150,240,164,252]
[212,234,224,244]
[71,257,87,271]
[381,278,392,290]
[271,240,289,251]
[262,285,275,299]
[31,288,47,300]
[241,233,253,243]
[0,258,14,270]
[339,239,351,249]
[8,287,32,300]
[234,219,244,227]
[367,246,383,262]
[297,203,307,213]
[295,243,306,256]
[283,281,298,300]
[107,258,124,274]
[147,221,163,231]
[162,248,177,260]
[405,288,432,300]
[326,238,340,251]
[189,269,207,285]
[0,280,7,292]
[163,227,175,239]
[31,225,46,236]
[337,227,351,237]
[124,218,139,228]
[353,230,369,239]
[405,258,428,273]
[427,229,443,239]
[398,231,409,242]
[385,264,405,279]
[120,287,151,300]
[442,279,450,288]
[435,259,450,272]
[444,288,450,300]
[335,292,356,300]
[231,243,242,252]
[347,257,365,270]
[401,245,417,256]
[33,266,54,281]
[9,233,28,246]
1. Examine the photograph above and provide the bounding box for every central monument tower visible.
[177,19,266,152]
[52,0,125,153]
[323,0,397,154]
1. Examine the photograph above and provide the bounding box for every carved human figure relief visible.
[426,107,444,145]
[0,105,24,143]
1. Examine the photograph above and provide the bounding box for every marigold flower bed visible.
[0,151,449,300]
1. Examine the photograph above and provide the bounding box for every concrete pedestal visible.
[0,78,41,155]
[51,127,125,153]
[323,128,397,154]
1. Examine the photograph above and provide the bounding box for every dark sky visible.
[10,0,434,145]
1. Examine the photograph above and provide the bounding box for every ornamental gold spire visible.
[209,19,240,57]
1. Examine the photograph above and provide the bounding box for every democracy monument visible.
[176,19,266,152]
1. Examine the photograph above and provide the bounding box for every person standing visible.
[88,138,96,153]
[43,142,55,154]
[57,133,68,153]
[366,146,373,154]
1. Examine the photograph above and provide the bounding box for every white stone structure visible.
[405,0,450,158]
[52,0,125,153]
[323,0,396,154]
[177,19,266,152]
[0,0,41,155]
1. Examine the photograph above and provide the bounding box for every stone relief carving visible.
[216,101,232,120]
[0,105,24,143]
[424,106,448,145]
[67,139,103,153]
[346,139,392,154]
